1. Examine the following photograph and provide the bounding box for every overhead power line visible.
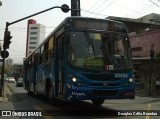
[0,26,56,30]
[82,0,104,16]
[94,0,116,17]
[87,0,109,17]
[81,9,109,17]
[82,0,160,19]
[149,0,160,7]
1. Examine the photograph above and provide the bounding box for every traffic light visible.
[3,30,12,49]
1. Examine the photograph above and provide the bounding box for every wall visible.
[133,59,160,95]
[130,30,160,58]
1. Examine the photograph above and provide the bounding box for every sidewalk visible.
[0,83,10,102]
[136,88,160,98]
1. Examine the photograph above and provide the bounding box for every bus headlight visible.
[68,75,77,82]
[72,77,77,82]
[68,74,86,87]
[123,77,134,86]
[129,78,133,83]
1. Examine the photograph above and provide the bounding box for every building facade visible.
[28,24,46,55]
[26,19,46,57]
[5,58,13,76]
[26,19,36,57]
[130,30,160,59]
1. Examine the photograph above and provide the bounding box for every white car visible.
[7,77,16,83]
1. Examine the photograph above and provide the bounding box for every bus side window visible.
[41,43,48,63]
[48,36,54,60]
[40,45,44,64]
[28,57,32,69]
[32,53,35,65]
[25,60,29,71]
[44,41,49,62]
[35,48,40,64]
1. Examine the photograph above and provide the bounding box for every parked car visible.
[4,77,8,82]
[7,77,16,83]
[16,78,23,87]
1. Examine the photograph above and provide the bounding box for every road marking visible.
[34,105,54,119]
[145,104,151,119]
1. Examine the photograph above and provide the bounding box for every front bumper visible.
[65,84,135,101]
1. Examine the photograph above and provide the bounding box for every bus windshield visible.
[68,31,132,71]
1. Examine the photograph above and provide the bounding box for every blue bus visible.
[23,17,135,106]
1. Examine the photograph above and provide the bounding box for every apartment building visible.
[26,19,46,57]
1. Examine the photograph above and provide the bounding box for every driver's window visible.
[116,36,125,56]
[69,32,88,58]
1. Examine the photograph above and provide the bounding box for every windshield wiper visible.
[83,31,95,56]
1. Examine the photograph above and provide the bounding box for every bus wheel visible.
[91,99,105,106]
[27,84,32,95]
[47,84,54,102]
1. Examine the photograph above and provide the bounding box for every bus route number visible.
[114,73,128,78]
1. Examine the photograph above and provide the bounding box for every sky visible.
[0,0,160,64]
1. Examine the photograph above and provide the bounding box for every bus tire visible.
[91,99,105,106]
[46,83,55,103]
[27,83,32,95]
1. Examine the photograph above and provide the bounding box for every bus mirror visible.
[64,33,70,44]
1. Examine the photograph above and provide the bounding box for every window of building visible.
[29,46,36,49]
[131,47,142,52]
[30,27,38,30]
[30,32,38,35]
[30,42,37,44]
[30,37,37,40]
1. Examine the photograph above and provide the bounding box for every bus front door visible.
[58,35,65,96]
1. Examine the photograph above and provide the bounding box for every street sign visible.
[1,50,9,58]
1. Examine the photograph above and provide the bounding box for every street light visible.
[0,4,74,96]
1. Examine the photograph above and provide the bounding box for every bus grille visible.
[85,74,118,81]
[90,83,120,87]
[92,90,118,97]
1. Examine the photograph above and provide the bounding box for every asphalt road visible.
[3,82,160,119]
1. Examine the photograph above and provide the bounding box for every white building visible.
[5,58,13,75]
[27,24,46,55]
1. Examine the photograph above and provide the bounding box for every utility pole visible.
[0,4,72,96]
[0,1,2,6]
[71,0,81,16]
[149,44,154,96]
